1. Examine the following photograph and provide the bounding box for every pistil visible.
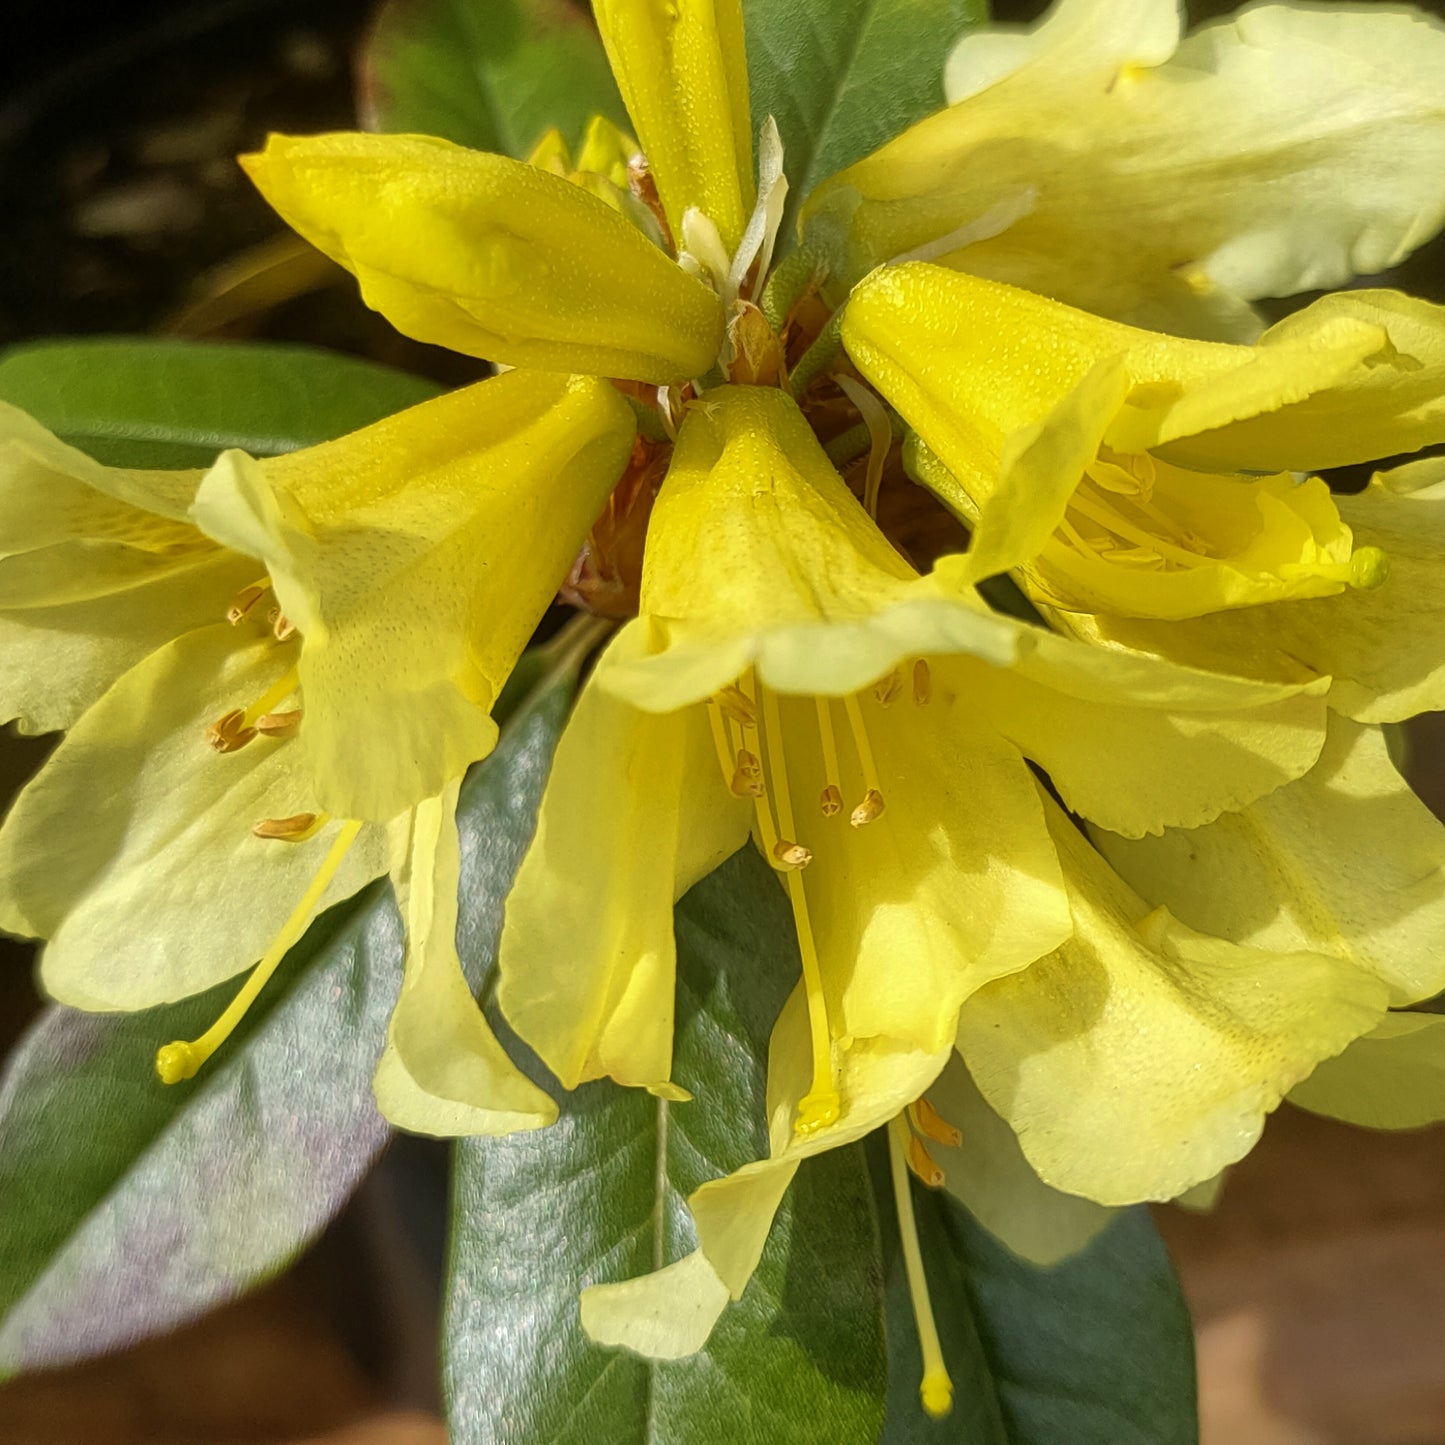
[887,1114,954,1420]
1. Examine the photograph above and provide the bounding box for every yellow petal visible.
[0,624,388,1009]
[848,266,1390,618]
[970,619,1330,837]
[768,684,1070,1052]
[692,987,949,1297]
[600,384,1026,711]
[496,623,751,1092]
[1093,716,1445,1007]
[1063,458,1445,724]
[0,402,256,731]
[593,0,753,252]
[926,1053,1115,1267]
[580,1248,732,1360]
[192,371,635,821]
[805,0,1445,331]
[373,781,556,1137]
[955,793,1388,1204]
[1289,1013,1445,1131]
[582,987,950,1359]
[242,132,725,383]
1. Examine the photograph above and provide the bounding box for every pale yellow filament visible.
[757,684,838,1135]
[887,1115,953,1419]
[155,819,362,1084]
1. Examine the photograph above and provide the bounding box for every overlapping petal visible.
[593,0,753,252]
[1093,715,1445,1006]
[803,0,1445,334]
[192,370,636,821]
[955,793,1389,1204]
[0,402,256,732]
[1069,458,1445,722]
[1289,1014,1445,1131]
[242,132,726,382]
[0,624,388,1010]
[581,987,949,1358]
[373,780,558,1136]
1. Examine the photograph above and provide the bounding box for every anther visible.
[851,788,885,828]
[206,709,257,753]
[713,684,756,729]
[226,580,270,625]
[255,710,302,739]
[730,748,765,798]
[873,668,903,707]
[912,659,932,705]
[252,812,325,842]
[909,1097,963,1149]
[907,1136,946,1189]
[820,784,843,817]
[771,838,813,871]
[271,610,297,642]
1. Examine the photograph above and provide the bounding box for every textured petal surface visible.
[593,0,753,251]
[805,0,1445,331]
[955,795,1387,1204]
[243,132,725,382]
[193,372,635,821]
[0,624,388,1009]
[1094,716,1445,1006]
[497,624,750,1092]
[373,781,557,1137]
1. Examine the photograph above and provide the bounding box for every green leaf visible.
[743,0,988,239]
[361,0,628,160]
[0,338,442,468]
[0,881,402,1377]
[0,631,590,1377]
[445,844,888,1444]
[874,1140,1198,1444]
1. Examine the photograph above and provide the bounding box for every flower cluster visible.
[5,0,1445,1417]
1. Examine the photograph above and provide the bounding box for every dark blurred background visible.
[1,1,1444,1441]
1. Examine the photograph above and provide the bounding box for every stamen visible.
[252,812,327,842]
[851,789,885,828]
[771,838,813,870]
[156,819,362,1084]
[909,1097,963,1149]
[255,710,302,739]
[843,693,887,827]
[873,668,903,707]
[887,1115,954,1420]
[713,683,757,729]
[814,697,843,817]
[834,374,892,518]
[205,709,256,754]
[269,609,297,642]
[912,660,932,705]
[730,748,765,798]
[906,1135,945,1189]
[226,578,271,625]
[757,682,839,1136]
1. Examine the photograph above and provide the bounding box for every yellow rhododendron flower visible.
[0,376,632,1137]
[10,0,1445,1414]
[840,264,1445,620]
[497,384,1337,1124]
[802,0,1445,336]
